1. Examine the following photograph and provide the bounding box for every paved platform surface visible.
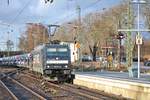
[74,71,150,100]
[75,71,150,84]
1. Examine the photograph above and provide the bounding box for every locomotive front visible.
[44,44,74,82]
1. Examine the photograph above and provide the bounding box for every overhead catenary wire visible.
[10,0,101,25]
[51,0,102,24]
[10,0,33,24]
[5,0,32,51]
[0,0,33,33]
[2,0,102,33]
[5,0,102,29]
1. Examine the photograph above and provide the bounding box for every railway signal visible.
[75,42,80,48]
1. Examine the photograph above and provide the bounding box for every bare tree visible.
[80,3,128,61]
[18,23,49,52]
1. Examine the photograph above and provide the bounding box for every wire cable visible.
[11,0,33,24]
[51,0,102,24]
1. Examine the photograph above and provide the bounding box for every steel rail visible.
[0,79,18,100]
[1,68,46,100]
[22,72,103,100]
[21,71,129,99]
[8,77,46,100]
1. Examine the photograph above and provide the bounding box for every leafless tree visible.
[18,23,49,52]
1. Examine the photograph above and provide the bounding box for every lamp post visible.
[67,22,78,41]
[131,0,146,78]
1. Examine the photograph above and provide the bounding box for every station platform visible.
[74,71,150,100]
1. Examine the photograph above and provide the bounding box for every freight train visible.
[0,42,77,83]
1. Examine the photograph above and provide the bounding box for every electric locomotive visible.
[30,42,74,82]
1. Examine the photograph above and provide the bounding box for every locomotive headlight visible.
[64,70,70,74]
[65,65,68,68]
[47,65,50,68]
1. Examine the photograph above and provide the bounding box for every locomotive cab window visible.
[47,48,57,52]
[47,48,67,52]
[57,48,67,52]
[46,48,68,56]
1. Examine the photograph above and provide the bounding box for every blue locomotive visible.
[31,43,74,82]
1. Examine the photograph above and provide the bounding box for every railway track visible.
[0,78,18,100]
[0,69,46,100]
[22,71,129,100]
[0,67,130,100]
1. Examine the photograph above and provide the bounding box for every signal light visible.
[75,41,80,48]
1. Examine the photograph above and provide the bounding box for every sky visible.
[0,0,122,24]
[0,0,148,51]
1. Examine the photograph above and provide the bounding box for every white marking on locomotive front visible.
[46,60,68,64]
